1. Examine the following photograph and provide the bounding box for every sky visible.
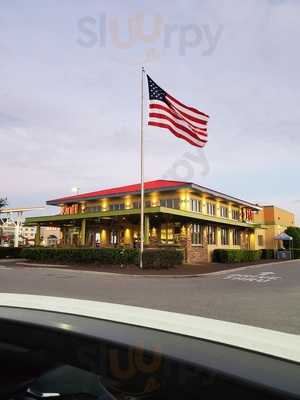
[0,0,299,222]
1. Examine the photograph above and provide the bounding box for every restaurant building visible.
[25,179,276,263]
[253,206,295,250]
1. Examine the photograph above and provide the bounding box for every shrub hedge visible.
[213,248,300,263]
[141,248,183,269]
[261,249,275,260]
[20,247,184,269]
[213,249,268,263]
[21,247,138,265]
[293,249,300,259]
[0,247,22,259]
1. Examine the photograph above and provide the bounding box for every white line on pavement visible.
[223,271,282,283]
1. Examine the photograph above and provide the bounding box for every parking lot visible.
[0,259,299,334]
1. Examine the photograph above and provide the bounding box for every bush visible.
[141,248,184,269]
[20,247,184,269]
[213,249,264,263]
[293,249,300,259]
[0,247,22,259]
[21,247,139,265]
[261,249,275,260]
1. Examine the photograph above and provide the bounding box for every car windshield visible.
[0,0,299,398]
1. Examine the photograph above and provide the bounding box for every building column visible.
[35,224,41,246]
[123,227,132,245]
[216,226,221,246]
[80,219,86,246]
[144,215,150,245]
[61,227,65,246]
[229,228,233,246]
[100,228,107,246]
[249,231,256,250]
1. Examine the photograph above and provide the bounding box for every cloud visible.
[0,112,26,128]
[0,0,299,224]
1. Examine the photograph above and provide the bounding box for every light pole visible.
[71,187,80,195]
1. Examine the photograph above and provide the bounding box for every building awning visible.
[25,206,261,229]
[274,232,293,241]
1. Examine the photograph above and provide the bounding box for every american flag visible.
[147,75,209,148]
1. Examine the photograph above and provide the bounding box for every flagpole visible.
[140,66,145,269]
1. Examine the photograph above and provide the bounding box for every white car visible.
[0,293,299,399]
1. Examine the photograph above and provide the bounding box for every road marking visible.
[223,271,282,283]
[259,272,276,276]
[0,265,12,270]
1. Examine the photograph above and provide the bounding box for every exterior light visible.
[71,187,80,195]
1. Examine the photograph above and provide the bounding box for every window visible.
[221,227,229,245]
[258,235,264,247]
[86,206,101,213]
[109,203,125,211]
[160,199,180,209]
[232,209,240,220]
[132,201,140,209]
[132,200,151,208]
[233,229,241,245]
[206,202,216,216]
[191,224,203,245]
[190,199,201,212]
[110,231,118,244]
[207,225,216,245]
[220,206,229,218]
[47,235,58,247]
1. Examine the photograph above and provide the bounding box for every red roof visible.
[47,180,189,205]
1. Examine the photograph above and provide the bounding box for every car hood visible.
[0,292,299,363]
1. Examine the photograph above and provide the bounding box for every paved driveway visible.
[0,260,299,334]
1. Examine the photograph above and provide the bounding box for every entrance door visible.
[160,224,174,244]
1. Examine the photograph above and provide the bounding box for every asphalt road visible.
[0,260,299,334]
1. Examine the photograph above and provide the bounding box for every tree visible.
[284,226,300,249]
[0,198,7,210]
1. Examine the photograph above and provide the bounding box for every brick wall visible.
[185,225,209,264]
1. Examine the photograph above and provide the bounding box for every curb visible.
[16,262,203,278]
[15,259,298,279]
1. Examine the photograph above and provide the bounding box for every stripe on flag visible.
[147,75,210,148]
